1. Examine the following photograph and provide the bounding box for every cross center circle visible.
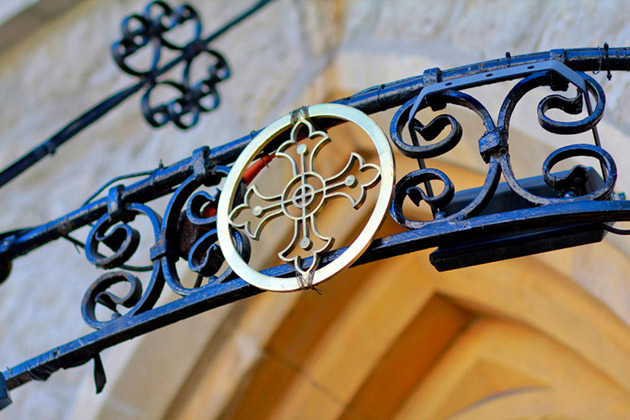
[291,184,316,208]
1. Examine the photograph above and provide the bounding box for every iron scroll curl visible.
[112,1,204,77]
[158,163,251,297]
[389,90,502,228]
[388,60,615,229]
[80,154,251,328]
[82,202,165,328]
[495,69,613,205]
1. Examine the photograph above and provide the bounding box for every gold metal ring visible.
[217,103,395,291]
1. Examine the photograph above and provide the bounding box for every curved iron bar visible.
[5,199,630,391]
[4,47,630,403]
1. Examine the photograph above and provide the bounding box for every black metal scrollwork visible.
[159,164,250,296]
[389,90,501,228]
[542,144,616,199]
[112,1,203,76]
[81,271,144,329]
[80,147,252,326]
[496,68,612,205]
[389,60,615,230]
[390,93,463,159]
[82,202,164,329]
[141,49,230,129]
[537,73,605,135]
[185,191,229,277]
[113,1,230,129]
[85,216,140,270]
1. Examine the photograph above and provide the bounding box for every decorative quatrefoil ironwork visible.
[217,104,395,291]
[113,0,231,129]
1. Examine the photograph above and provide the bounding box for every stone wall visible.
[0,0,629,418]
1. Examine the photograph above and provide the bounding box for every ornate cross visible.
[228,117,381,287]
[217,103,395,292]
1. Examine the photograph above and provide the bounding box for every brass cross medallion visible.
[217,104,394,291]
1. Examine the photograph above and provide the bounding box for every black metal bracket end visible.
[0,374,11,410]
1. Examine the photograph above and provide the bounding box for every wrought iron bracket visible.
[1,2,630,408]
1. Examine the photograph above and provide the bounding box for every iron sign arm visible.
[0,0,630,407]
[2,29,630,409]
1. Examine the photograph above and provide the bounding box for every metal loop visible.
[290,106,310,125]
[107,185,126,219]
[192,146,212,183]
[604,42,612,81]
